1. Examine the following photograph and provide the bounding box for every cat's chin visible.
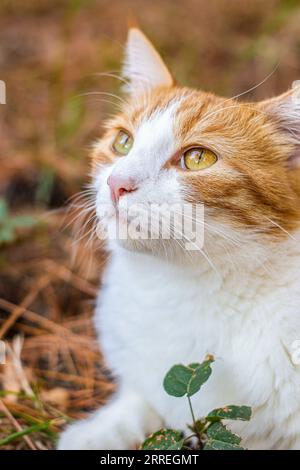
[100,218,208,264]
[112,239,156,257]
[108,236,200,266]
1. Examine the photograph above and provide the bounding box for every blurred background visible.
[0,0,299,450]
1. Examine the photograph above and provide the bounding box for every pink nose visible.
[107,174,136,203]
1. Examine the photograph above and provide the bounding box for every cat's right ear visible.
[122,28,174,95]
[260,81,300,168]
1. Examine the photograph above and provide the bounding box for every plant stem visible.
[187,396,205,449]
[187,395,197,428]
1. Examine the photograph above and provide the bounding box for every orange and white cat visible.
[58,29,300,450]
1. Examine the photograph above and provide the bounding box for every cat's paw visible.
[58,418,130,450]
[58,391,162,450]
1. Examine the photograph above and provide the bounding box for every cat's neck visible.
[110,229,300,290]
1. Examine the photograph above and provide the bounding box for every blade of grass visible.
[0,399,36,449]
[0,422,51,446]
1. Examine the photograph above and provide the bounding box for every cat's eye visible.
[112,130,133,156]
[181,147,217,171]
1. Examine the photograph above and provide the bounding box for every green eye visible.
[112,130,133,155]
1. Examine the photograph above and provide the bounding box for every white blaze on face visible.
[93,99,192,252]
[109,101,179,185]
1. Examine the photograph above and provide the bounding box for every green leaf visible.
[57,96,85,143]
[0,197,40,246]
[0,198,8,221]
[204,439,244,450]
[141,429,184,450]
[187,359,214,396]
[163,356,214,398]
[163,365,194,397]
[35,168,55,206]
[8,215,39,229]
[0,226,15,244]
[207,405,252,422]
[206,422,241,445]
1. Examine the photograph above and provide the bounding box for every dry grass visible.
[0,0,300,449]
[0,208,113,449]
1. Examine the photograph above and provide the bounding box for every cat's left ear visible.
[260,82,300,168]
[122,28,174,95]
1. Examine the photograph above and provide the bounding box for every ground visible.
[0,0,300,450]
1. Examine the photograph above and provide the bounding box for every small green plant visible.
[0,198,38,245]
[141,355,252,450]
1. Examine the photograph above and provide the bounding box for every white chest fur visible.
[95,243,300,449]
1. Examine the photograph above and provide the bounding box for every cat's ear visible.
[260,82,300,168]
[122,28,174,95]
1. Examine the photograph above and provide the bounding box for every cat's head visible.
[91,29,300,263]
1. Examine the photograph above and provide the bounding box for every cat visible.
[58,28,300,450]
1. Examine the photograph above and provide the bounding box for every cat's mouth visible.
[96,200,205,257]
